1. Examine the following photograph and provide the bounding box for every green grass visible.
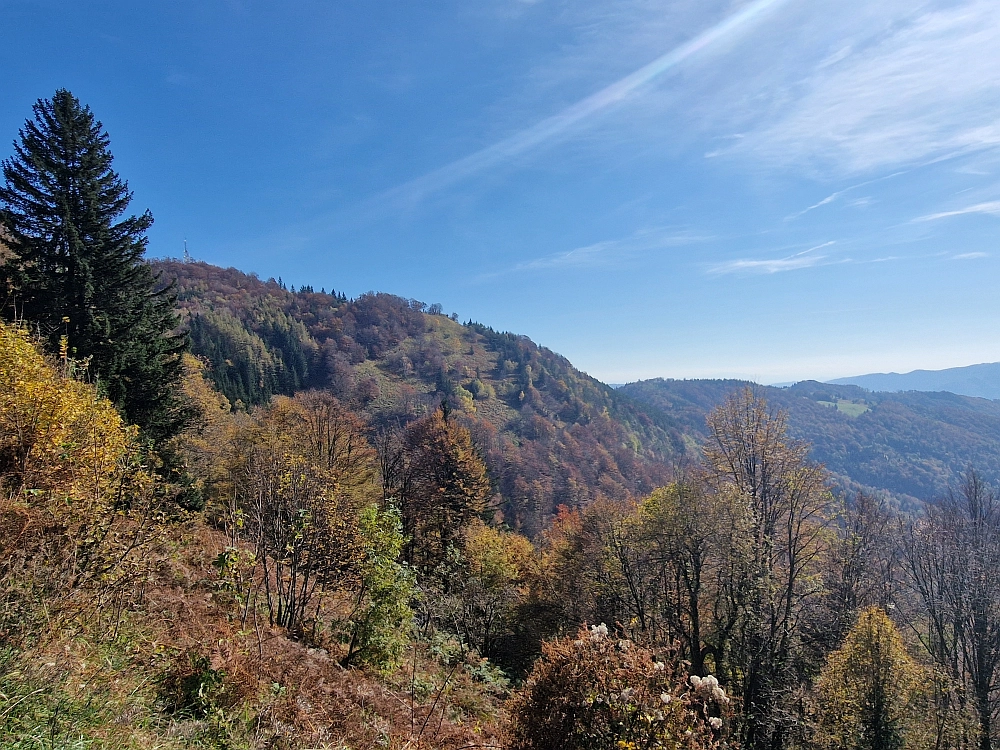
[836,401,869,417]
[816,399,869,418]
[0,646,134,750]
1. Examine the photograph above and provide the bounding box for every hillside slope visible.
[828,361,1000,400]
[154,260,679,534]
[155,260,1000,514]
[621,378,1000,507]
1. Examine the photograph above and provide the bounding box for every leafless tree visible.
[703,386,831,750]
[904,469,1000,750]
[825,492,899,642]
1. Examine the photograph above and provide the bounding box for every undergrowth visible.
[1,518,506,750]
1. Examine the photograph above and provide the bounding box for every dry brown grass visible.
[1,498,504,749]
[139,518,505,750]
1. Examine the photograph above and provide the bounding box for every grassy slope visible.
[1,518,504,749]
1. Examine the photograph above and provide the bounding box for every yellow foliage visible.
[0,322,160,634]
[177,353,232,425]
[455,520,537,655]
[814,607,939,750]
[225,391,381,632]
[463,519,535,592]
[0,321,136,501]
[169,353,237,494]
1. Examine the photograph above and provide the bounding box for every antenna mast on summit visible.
[183,238,191,263]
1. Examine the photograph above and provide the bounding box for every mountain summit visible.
[829,362,1000,400]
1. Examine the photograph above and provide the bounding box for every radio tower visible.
[183,238,192,263]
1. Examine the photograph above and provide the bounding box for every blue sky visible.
[4,0,1000,384]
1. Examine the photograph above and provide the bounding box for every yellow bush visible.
[0,322,160,637]
[0,322,135,500]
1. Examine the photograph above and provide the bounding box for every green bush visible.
[159,652,230,719]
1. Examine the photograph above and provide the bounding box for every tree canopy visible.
[0,90,185,441]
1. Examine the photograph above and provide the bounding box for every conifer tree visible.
[0,89,185,441]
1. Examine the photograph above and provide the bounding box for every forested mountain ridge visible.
[154,259,679,534]
[157,259,1000,515]
[621,377,1000,507]
[829,360,1000,399]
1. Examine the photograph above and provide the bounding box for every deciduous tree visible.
[903,470,1000,750]
[340,504,414,673]
[703,386,831,749]
[231,393,377,633]
[814,607,935,750]
[0,321,162,640]
[451,520,535,659]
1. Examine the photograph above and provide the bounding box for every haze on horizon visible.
[4,0,1000,385]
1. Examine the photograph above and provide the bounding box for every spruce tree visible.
[0,89,186,442]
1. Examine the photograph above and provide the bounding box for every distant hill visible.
[829,362,1000,400]
[619,378,1000,509]
[154,260,679,535]
[154,259,1000,518]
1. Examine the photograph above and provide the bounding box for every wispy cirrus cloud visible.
[322,0,1000,234]
[487,228,710,278]
[376,0,791,208]
[708,241,834,275]
[514,239,632,271]
[784,171,906,220]
[916,200,1000,222]
[513,0,1000,179]
[952,251,989,259]
[738,0,1000,173]
[784,191,843,221]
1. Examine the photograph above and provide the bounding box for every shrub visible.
[505,624,731,750]
[339,504,414,673]
[0,322,162,641]
[159,651,230,719]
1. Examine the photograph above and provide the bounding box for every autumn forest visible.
[3,91,1000,750]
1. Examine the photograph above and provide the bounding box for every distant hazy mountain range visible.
[828,362,1000,400]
